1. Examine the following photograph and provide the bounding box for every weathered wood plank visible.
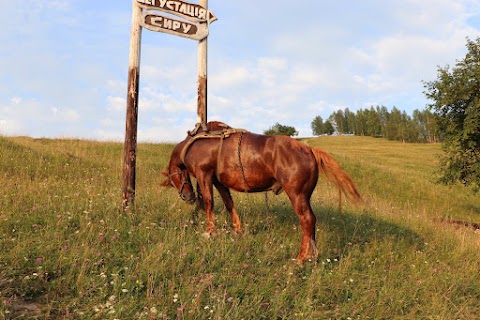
[122,0,143,210]
[197,0,208,125]
[140,11,209,40]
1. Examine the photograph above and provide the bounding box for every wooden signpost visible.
[122,0,216,209]
[197,0,208,124]
[140,11,209,40]
[136,0,217,24]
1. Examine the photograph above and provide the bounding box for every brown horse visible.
[162,121,361,262]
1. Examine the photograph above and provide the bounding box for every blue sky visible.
[1,0,479,141]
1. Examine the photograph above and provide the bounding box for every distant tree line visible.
[264,38,479,190]
[308,37,480,191]
[264,122,299,137]
[312,106,442,143]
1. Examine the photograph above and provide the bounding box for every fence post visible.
[197,0,208,125]
[122,0,143,210]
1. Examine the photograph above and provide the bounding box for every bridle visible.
[168,169,192,201]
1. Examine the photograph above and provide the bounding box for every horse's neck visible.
[171,139,189,167]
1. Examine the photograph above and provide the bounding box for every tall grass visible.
[0,135,479,319]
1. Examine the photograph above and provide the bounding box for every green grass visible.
[1,135,479,319]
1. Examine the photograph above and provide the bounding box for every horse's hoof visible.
[231,229,243,237]
[310,239,319,258]
[295,252,317,266]
[292,258,305,267]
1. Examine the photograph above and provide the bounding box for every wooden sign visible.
[123,0,214,209]
[140,11,209,40]
[136,0,217,24]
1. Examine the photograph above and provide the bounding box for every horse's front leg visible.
[195,182,205,211]
[213,179,242,234]
[196,174,216,236]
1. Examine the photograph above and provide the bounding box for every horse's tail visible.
[311,147,362,205]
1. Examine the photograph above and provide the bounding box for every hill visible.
[0,135,479,318]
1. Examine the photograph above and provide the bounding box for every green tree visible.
[413,109,428,142]
[402,110,421,142]
[330,110,348,134]
[377,105,389,136]
[384,107,401,141]
[264,123,299,137]
[344,108,354,134]
[311,116,334,136]
[424,109,442,143]
[412,109,440,143]
[311,116,325,136]
[354,109,367,136]
[347,110,357,135]
[324,120,335,135]
[424,37,480,190]
[366,106,382,137]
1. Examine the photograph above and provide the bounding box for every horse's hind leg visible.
[214,180,242,233]
[287,193,318,262]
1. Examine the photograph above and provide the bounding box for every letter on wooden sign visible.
[136,0,217,24]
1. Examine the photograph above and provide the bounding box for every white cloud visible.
[10,97,22,105]
[107,96,126,112]
[1,0,480,141]
[106,80,127,96]
[138,118,197,142]
[211,66,251,90]
[392,0,480,34]
[140,87,196,113]
[50,107,81,122]
[0,98,84,138]
[0,119,24,136]
[94,129,124,142]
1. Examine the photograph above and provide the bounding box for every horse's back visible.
[267,135,319,186]
[215,132,272,191]
[216,132,318,194]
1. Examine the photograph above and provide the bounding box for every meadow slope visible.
[0,135,479,319]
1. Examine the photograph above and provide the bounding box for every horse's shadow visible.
[242,200,423,260]
[464,204,480,214]
[188,189,423,262]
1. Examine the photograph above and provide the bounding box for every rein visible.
[168,170,191,200]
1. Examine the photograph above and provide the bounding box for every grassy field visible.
[0,135,479,319]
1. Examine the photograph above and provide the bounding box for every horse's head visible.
[161,166,196,204]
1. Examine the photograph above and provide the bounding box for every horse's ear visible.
[161,169,171,188]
